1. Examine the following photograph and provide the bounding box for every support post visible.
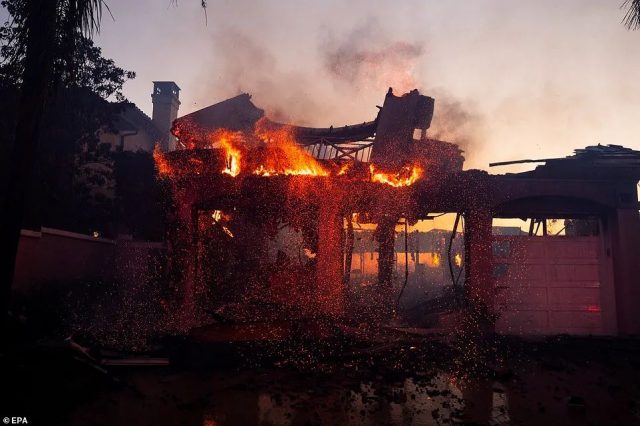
[376,216,397,292]
[464,208,494,308]
[166,191,198,328]
[609,207,640,334]
[315,196,345,316]
[343,213,354,285]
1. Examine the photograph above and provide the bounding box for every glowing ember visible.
[221,227,234,238]
[253,167,327,177]
[253,165,274,177]
[166,119,426,186]
[153,145,172,176]
[211,210,231,222]
[211,210,234,238]
[337,163,351,176]
[303,248,317,259]
[369,164,423,187]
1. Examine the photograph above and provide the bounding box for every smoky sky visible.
[93,0,640,170]
[202,26,331,124]
[320,19,425,93]
[429,92,486,157]
[194,17,483,155]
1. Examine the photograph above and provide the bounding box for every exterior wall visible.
[121,130,156,152]
[97,131,120,150]
[607,207,640,334]
[97,128,157,153]
[13,228,164,293]
[493,235,615,335]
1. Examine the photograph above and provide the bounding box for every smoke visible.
[428,91,486,156]
[196,19,430,125]
[200,27,332,125]
[320,19,424,94]
[318,21,486,163]
[193,19,485,164]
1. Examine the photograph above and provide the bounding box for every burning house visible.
[155,86,640,337]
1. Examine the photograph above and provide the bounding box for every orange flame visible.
[337,163,351,176]
[212,129,244,177]
[220,141,241,177]
[153,144,172,176]
[212,209,234,238]
[168,120,425,187]
[253,118,329,177]
[369,164,423,187]
[253,165,275,177]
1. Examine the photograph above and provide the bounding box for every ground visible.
[4,335,640,425]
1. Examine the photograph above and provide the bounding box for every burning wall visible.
[155,89,465,325]
[153,81,640,338]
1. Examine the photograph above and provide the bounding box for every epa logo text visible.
[3,418,28,425]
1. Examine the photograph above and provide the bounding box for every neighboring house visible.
[12,82,180,290]
[97,104,162,153]
[65,81,180,237]
[97,81,181,153]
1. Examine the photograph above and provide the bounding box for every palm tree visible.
[0,0,207,336]
[0,0,105,336]
[623,0,640,29]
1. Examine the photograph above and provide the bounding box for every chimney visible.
[151,81,181,151]
[369,88,434,167]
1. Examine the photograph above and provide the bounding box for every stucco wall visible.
[13,228,164,292]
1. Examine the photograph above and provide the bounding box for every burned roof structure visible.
[156,89,640,337]
[172,88,457,165]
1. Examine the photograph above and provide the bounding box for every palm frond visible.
[67,0,108,35]
[622,0,640,30]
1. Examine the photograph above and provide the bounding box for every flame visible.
[213,129,243,177]
[153,144,172,176]
[337,163,351,176]
[221,142,241,177]
[168,119,426,186]
[253,165,273,177]
[432,252,441,267]
[253,118,329,177]
[454,253,463,267]
[211,210,231,222]
[369,164,422,187]
[211,210,234,238]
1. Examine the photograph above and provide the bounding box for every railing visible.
[302,137,375,162]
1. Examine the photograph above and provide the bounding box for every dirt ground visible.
[4,335,640,425]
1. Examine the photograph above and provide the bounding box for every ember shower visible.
[154,87,458,326]
[153,81,640,336]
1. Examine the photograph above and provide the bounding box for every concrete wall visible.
[13,228,165,293]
